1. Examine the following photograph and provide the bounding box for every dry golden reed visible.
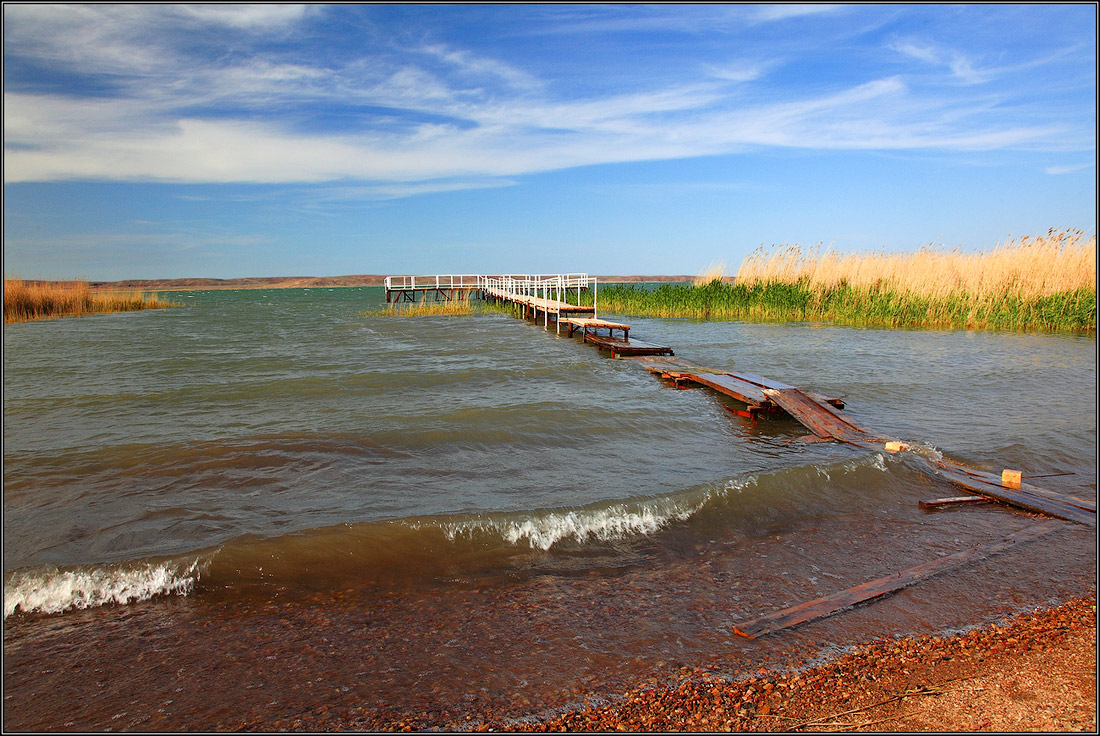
[4,279,177,323]
[692,260,728,287]
[592,229,1094,331]
[734,228,1095,300]
[361,293,509,318]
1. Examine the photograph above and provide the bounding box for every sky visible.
[3,3,1096,281]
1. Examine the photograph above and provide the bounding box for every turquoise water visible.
[3,287,1095,730]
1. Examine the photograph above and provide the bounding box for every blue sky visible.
[3,3,1096,281]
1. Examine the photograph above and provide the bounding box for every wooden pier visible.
[384,269,1094,636]
[384,272,1094,527]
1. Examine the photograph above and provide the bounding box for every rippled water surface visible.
[3,287,1095,730]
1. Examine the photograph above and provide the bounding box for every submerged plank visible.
[733,520,1064,639]
[931,464,1095,526]
[919,496,993,509]
[936,461,1097,513]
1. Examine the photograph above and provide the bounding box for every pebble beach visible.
[315,592,1096,733]
[499,592,1097,734]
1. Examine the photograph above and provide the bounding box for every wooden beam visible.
[733,520,1064,639]
[919,496,993,509]
[763,387,883,447]
[932,464,1095,526]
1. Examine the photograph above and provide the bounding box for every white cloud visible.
[2,6,1089,190]
[174,4,311,30]
[1045,163,1094,175]
[417,44,542,91]
[705,61,769,83]
[890,39,990,84]
[750,4,844,23]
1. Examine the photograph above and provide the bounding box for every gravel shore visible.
[466,591,1096,733]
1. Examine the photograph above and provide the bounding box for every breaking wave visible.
[4,453,903,618]
[4,557,207,619]
[435,493,714,550]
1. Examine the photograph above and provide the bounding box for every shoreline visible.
[488,591,1096,733]
[225,592,1097,732]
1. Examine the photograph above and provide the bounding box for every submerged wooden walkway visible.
[630,354,1095,526]
[384,273,1094,527]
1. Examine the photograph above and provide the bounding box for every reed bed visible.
[360,294,512,318]
[692,260,728,287]
[4,279,181,323]
[585,230,1096,332]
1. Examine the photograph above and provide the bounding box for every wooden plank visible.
[729,371,796,391]
[919,496,993,509]
[931,464,1095,526]
[625,356,704,376]
[562,317,631,330]
[684,372,769,406]
[583,333,673,356]
[936,460,1096,513]
[733,520,1064,639]
[763,387,882,447]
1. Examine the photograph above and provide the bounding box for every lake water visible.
[3,286,1095,730]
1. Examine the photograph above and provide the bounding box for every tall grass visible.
[583,230,1096,332]
[736,228,1095,300]
[692,260,728,287]
[360,293,513,318]
[4,279,181,323]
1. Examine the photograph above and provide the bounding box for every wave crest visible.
[4,557,206,619]
[438,493,713,551]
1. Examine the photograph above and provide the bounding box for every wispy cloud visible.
[749,4,844,23]
[1045,163,1094,175]
[3,5,1092,192]
[890,39,990,84]
[175,4,312,30]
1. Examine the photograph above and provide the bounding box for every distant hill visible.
[89,274,696,291]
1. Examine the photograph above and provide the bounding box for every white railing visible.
[384,273,598,327]
[481,273,598,329]
[383,274,486,291]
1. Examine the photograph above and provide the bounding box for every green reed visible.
[579,280,1095,332]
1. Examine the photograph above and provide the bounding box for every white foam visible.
[3,558,204,619]
[442,493,712,551]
